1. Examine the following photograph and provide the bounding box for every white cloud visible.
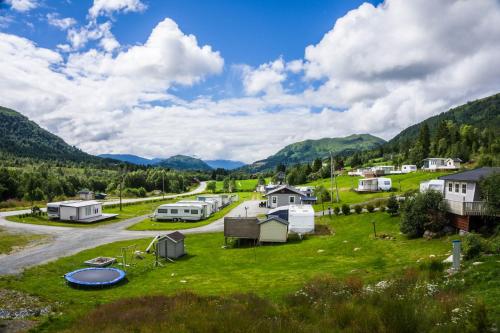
[47,13,77,30]
[1,1,500,163]
[66,21,119,52]
[89,0,147,18]
[241,58,286,95]
[6,0,38,12]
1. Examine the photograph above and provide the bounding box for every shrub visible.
[400,191,447,238]
[379,205,386,212]
[354,205,362,214]
[333,206,340,215]
[463,233,485,259]
[366,204,374,213]
[341,204,350,215]
[386,195,399,216]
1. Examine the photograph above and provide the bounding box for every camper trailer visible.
[420,179,445,193]
[154,203,206,221]
[46,200,80,219]
[357,177,392,192]
[177,200,212,217]
[288,205,315,234]
[401,165,417,173]
[47,200,115,222]
[197,195,223,210]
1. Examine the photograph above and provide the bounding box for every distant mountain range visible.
[240,134,386,172]
[98,154,245,170]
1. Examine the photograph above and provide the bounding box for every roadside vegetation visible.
[0,227,45,255]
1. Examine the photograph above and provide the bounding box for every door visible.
[271,196,278,208]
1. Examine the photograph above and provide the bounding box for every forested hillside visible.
[156,155,212,171]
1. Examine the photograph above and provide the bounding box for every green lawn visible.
[215,178,265,192]
[0,228,46,254]
[5,198,184,228]
[127,192,259,231]
[0,212,461,331]
[305,171,451,210]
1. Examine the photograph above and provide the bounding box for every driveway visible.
[0,194,268,275]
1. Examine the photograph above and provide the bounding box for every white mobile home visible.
[177,200,212,217]
[357,177,392,192]
[422,158,461,171]
[402,165,417,173]
[47,200,115,222]
[288,205,315,234]
[371,166,395,175]
[197,195,223,210]
[47,200,80,219]
[154,203,205,221]
[419,179,445,193]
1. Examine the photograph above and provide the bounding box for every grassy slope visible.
[0,212,459,331]
[127,192,259,231]
[305,171,451,210]
[0,228,45,254]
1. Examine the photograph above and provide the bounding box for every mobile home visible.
[47,200,80,219]
[357,177,392,192]
[419,179,445,193]
[47,200,115,222]
[288,205,315,234]
[154,203,205,221]
[197,195,223,210]
[401,165,417,173]
[177,200,212,217]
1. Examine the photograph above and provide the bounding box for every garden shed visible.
[224,217,260,240]
[258,216,289,243]
[158,231,185,259]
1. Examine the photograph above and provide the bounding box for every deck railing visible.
[445,199,487,216]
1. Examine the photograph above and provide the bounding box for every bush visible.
[333,206,340,215]
[366,204,374,213]
[463,233,485,259]
[400,191,447,238]
[379,205,386,212]
[341,204,350,215]
[354,205,362,214]
[386,195,399,216]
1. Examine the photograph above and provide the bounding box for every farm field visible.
[0,212,470,331]
[304,171,451,210]
[127,192,259,231]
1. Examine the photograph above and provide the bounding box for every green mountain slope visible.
[243,134,386,172]
[387,93,500,148]
[156,155,212,171]
[0,106,108,164]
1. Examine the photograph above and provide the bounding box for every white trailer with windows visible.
[401,165,417,173]
[197,195,223,211]
[47,200,80,219]
[288,205,315,234]
[153,203,205,221]
[357,177,392,192]
[419,179,445,193]
[177,200,212,217]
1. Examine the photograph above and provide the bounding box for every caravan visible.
[154,203,206,221]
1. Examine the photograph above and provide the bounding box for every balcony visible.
[445,199,488,216]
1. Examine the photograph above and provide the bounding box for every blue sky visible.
[0,0,499,162]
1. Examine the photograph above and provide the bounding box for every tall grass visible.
[64,270,492,333]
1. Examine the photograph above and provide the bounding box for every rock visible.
[343,240,348,243]
[317,249,325,253]
[429,254,436,258]
[442,226,455,235]
[472,262,484,266]
[353,247,361,251]
[423,230,438,240]
[180,280,187,283]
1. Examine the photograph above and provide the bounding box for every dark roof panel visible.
[165,231,185,242]
[258,216,289,225]
[439,167,500,182]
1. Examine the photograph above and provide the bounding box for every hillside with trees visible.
[156,155,212,171]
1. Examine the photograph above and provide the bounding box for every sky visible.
[1,0,500,163]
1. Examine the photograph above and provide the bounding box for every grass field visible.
[127,192,259,231]
[305,171,451,210]
[5,198,184,228]
[0,212,464,331]
[214,178,262,192]
[0,228,46,254]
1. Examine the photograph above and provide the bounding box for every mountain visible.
[98,154,156,165]
[243,134,386,172]
[204,159,245,170]
[0,106,108,165]
[387,93,500,148]
[156,155,212,171]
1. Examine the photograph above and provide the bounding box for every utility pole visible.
[330,152,340,203]
[119,167,126,211]
[162,171,165,200]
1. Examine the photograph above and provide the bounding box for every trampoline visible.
[65,267,126,287]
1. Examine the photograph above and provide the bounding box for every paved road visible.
[0,192,268,275]
[0,182,207,218]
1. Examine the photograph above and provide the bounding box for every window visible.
[272,196,277,204]
[462,183,467,194]
[184,209,190,213]
[191,209,199,214]
[289,196,295,204]
[384,181,390,185]
[171,209,178,214]
[448,183,453,192]
[455,183,459,193]
[94,207,99,214]
[85,206,91,215]
[47,207,59,213]
[158,209,168,214]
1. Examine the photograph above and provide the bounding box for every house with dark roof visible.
[258,216,289,243]
[438,167,499,231]
[264,185,317,208]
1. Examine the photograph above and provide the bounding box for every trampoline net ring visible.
[65,267,126,286]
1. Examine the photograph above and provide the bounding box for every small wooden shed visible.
[224,217,260,242]
[258,216,289,243]
[158,231,185,259]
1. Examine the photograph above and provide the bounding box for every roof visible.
[258,216,289,225]
[289,204,315,216]
[47,200,81,206]
[163,231,185,243]
[439,167,500,182]
[77,189,93,194]
[158,203,204,208]
[265,185,306,197]
[60,200,101,208]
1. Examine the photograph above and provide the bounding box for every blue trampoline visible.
[65,267,126,287]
